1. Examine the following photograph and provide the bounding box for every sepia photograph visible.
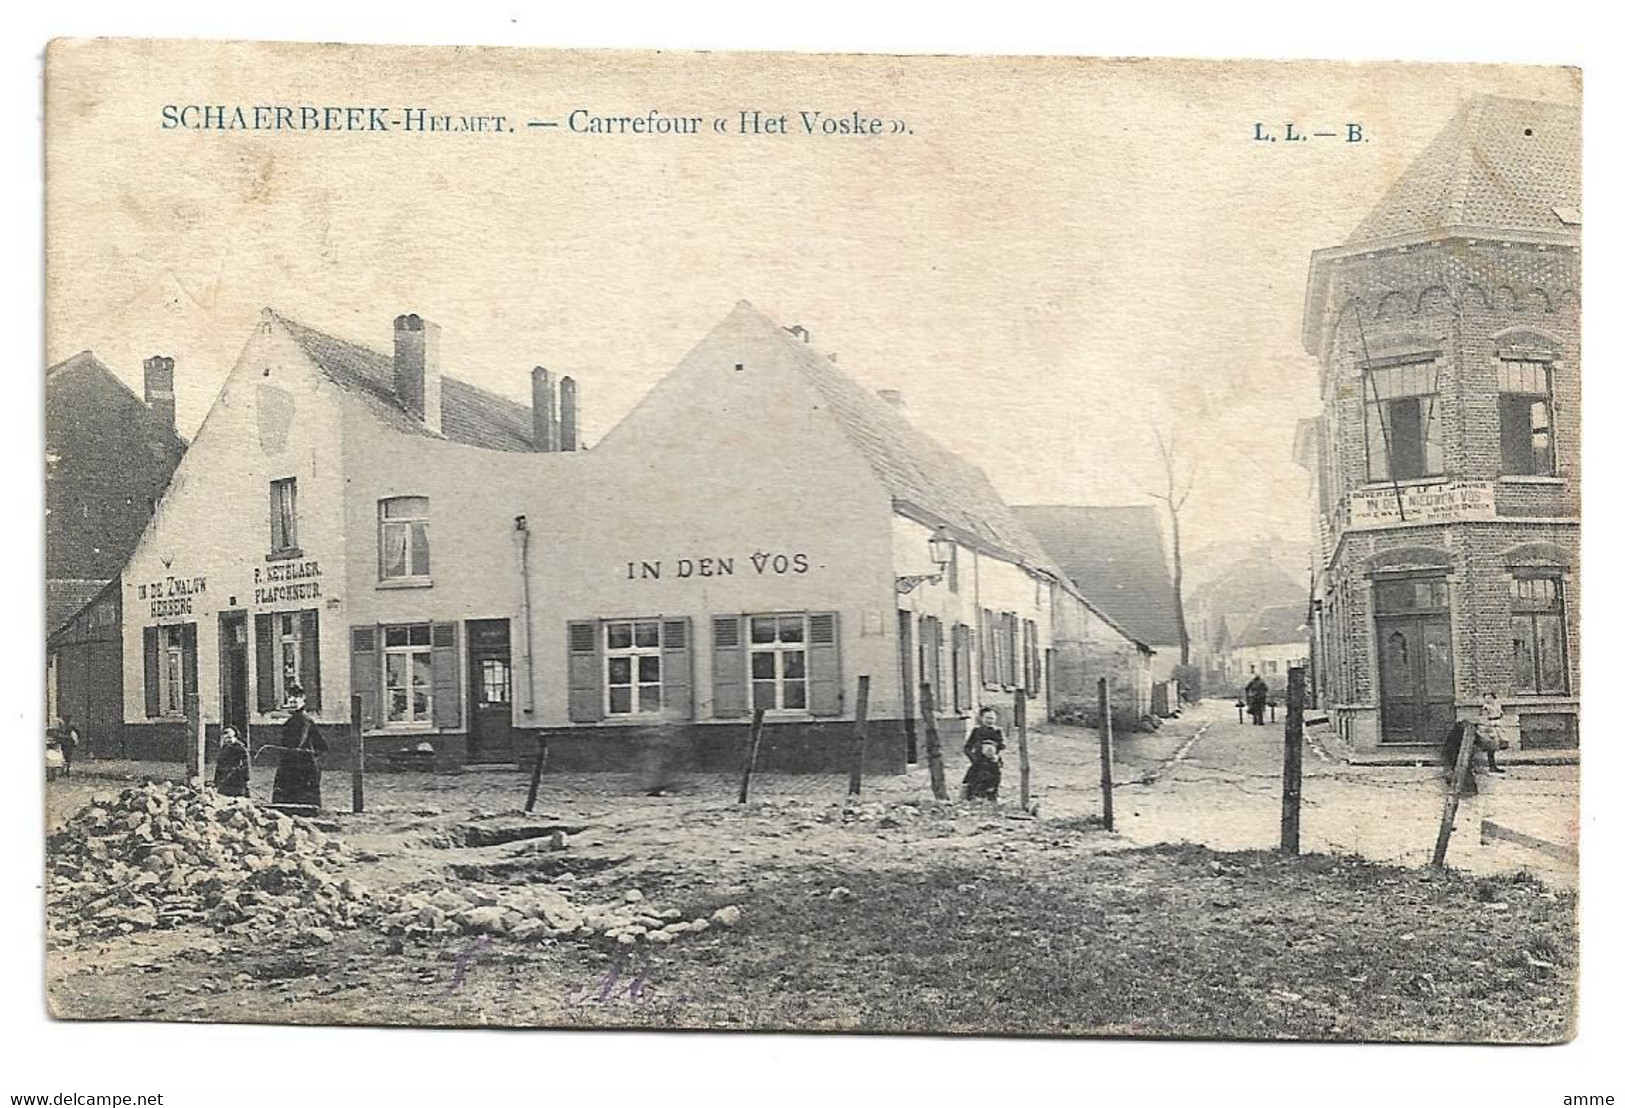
[23,22,1607,1100]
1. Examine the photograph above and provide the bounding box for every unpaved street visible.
[44,707,1577,1040]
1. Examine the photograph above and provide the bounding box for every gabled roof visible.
[1012,504,1184,646]
[270,312,537,452]
[46,350,188,454]
[1232,603,1310,650]
[1347,96,1580,245]
[752,306,1060,575]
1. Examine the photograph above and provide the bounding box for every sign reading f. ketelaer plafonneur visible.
[1345,480,1497,529]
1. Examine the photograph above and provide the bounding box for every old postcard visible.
[42,39,1581,1043]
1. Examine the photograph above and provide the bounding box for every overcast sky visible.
[46,43,1579,556]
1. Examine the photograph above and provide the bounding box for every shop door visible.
[466,619,515,763]
[218,611,249,739]
[1376,611,1455,745]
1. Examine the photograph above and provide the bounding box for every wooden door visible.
[466,619,515,763]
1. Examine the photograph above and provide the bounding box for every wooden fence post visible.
[1097,677,1115,831]
[1014,691,1032,813]
[919,683,950,801]
[1280,667,1304,854]
[350,694,365,814]
[525,734,549,813]
[1432,721,1479,868]
[847,676,871,798]
[737,708,767,804]
[184,692,203,785]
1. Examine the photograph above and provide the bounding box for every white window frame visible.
[1498,359,1557,477]
[160,625,187,716]
[382,623,434,728]
[604,619,664,716]
[275,611,304,706]
[270,477,299,556]
[379,496,432,582]
[748,612,809,713]
[1363,360,1444,482]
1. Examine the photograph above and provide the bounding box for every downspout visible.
[515,515,536,716]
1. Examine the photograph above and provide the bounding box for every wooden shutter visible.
[181,624,199,710]
[1500,393,1531,475]
[661,618,693,720]
[143,626,160,717]
[711,615,747,719]
[807,611,842,717]
[431,621,461,729]
[254,613,275,711]
[1004,613,1018,688]
[978,610,991,686]
[349,626,379,731]
[300,609,322,712]
[956,624,974,711]
[567,620,603,723]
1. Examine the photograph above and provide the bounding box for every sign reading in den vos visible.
[1346,480,1496,530]
[624,551,812,581]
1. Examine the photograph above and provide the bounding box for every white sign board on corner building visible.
[1346,480,1497,530]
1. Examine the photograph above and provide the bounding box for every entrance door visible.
[218,611,249,738]
[466,619,515,763]
[1374,576,1455,745]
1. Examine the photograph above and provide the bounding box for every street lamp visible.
[897,526,955,594]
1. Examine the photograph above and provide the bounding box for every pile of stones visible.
[375,884,742,947]
[46,782,372,943]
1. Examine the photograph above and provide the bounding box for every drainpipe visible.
[515,516,536,716]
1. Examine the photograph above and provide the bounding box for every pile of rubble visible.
[375,884,742,947]
[47,782,373,943]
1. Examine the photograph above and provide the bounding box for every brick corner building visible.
[1300,95,1580,761]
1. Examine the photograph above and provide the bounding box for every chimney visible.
[559,376,580,452]
[531,366,558,452]
[786,324,811,343]
[392,314,442,431]
[143,356,176,431]
[877,389,905,412]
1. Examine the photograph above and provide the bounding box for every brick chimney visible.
[877,389,905,412]
[392,314,442,431]
[559,376,579,452]
[531,366,558,452]
[143,356,176,431]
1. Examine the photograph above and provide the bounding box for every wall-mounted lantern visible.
[897,526,955,594]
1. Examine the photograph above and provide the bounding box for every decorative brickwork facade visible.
[1302,97,1580,760]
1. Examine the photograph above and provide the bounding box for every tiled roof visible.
[758,308,1061,576]
[272,313,537,452]
[1232,603,1310,649]
[46,578,110,639]
[1012,505,1184,646]
[1348,96,1580,244]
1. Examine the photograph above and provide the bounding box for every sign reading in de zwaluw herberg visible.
[1346,480,1496,530]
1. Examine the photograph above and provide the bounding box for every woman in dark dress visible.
[962,706,1006,802]
[214,726,251,798]
[271,689,327,815]
[1244,675,1269,725]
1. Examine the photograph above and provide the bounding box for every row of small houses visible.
[46,302,1187,774]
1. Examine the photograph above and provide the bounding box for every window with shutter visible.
[350,626,380,731]
[662,618,694,720]
[710,615,748,718]
[431,622,461,729]
[567,620,604,723]
[143,626,160,718]
[254,613,276,712]
[807,611,841,716]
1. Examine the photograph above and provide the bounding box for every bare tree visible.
[1147,428,1196,667]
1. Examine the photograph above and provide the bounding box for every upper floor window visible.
[1498,360,1556,476]
[269,477,299,556]
[379,496,430,580]
[1363,361,1443,482]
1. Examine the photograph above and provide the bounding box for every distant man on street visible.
[1244,674,1269,726]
